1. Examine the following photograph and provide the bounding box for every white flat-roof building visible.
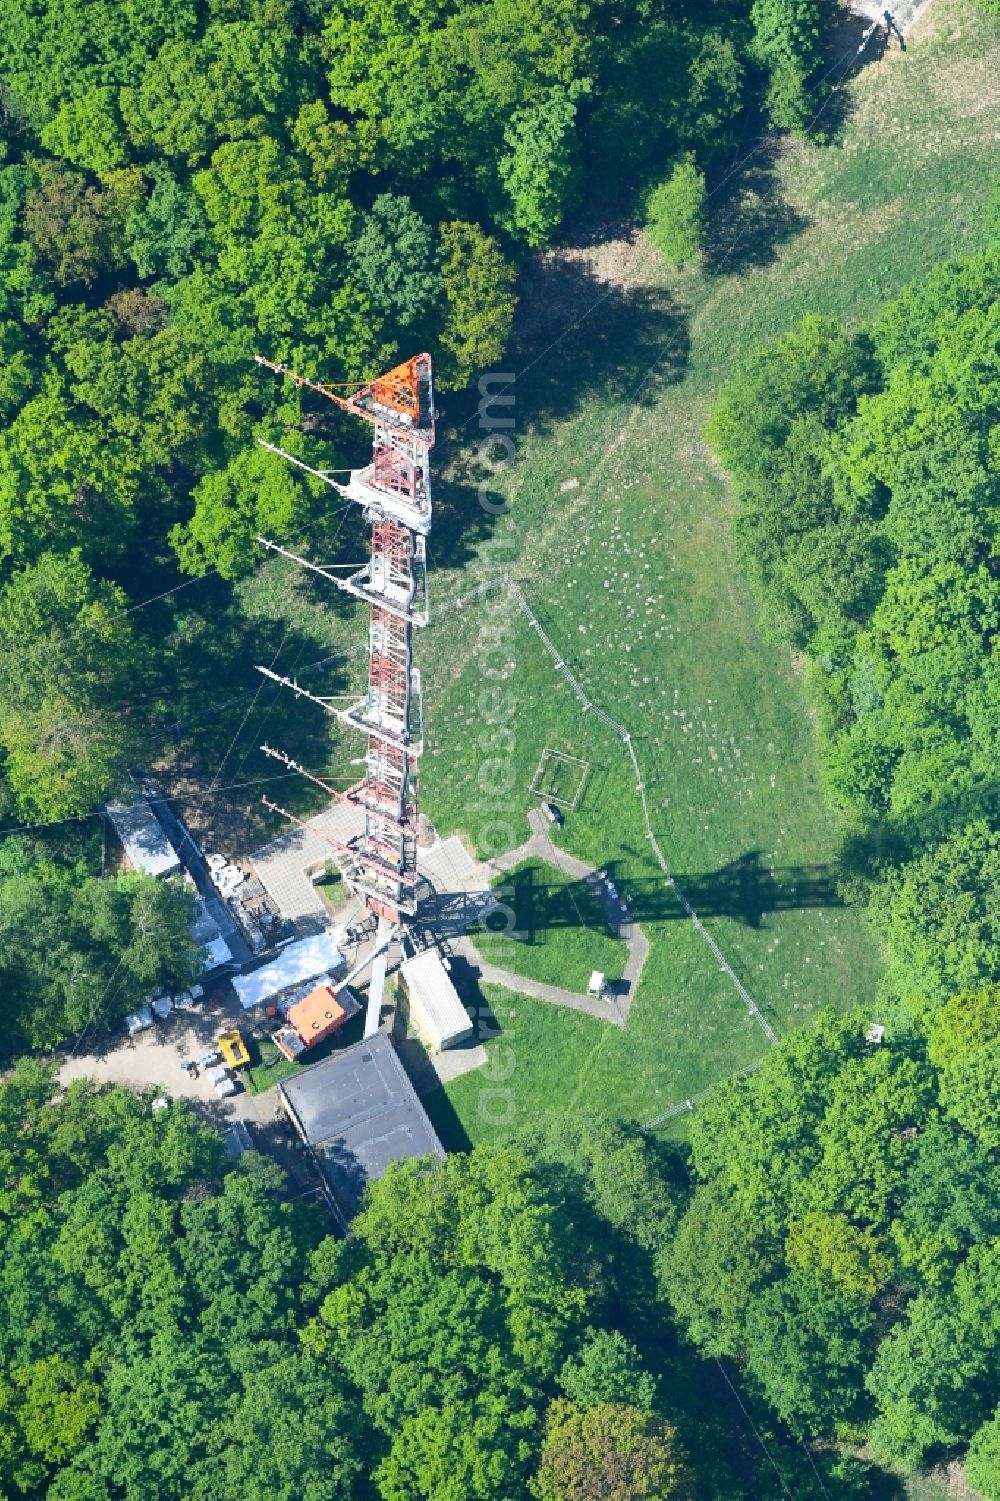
[398,948,474,1052]
[233,932,345,1011]
[106,799,180,878]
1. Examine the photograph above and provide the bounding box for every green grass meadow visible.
[418,2,1000,1144]
[471,858,628,990]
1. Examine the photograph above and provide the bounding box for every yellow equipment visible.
[218,1028,250,1069]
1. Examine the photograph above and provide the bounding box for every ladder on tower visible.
[365,920,393,1037]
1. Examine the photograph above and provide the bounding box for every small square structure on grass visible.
[280,1032,445,1221]
[529,748,591,809]
[398,948,474,1052]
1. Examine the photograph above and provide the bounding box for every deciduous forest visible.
[5,1006,1000,1498]
[1,0,1000,1495]
[710,234,1000,1022]
[0,0,823,810]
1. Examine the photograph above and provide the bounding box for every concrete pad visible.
[429,1043,489,1086]
[419,835,489,893]
[250,803,364,928]
[850,0,935,34]
[58,987,272,1126]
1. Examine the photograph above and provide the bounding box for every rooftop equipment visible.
[274,982,360,1062]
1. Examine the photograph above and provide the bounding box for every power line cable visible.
[0,768,313,841]
[0,571,498,845]
[431,23,877,451]
[2,485,357,698]
[227,497,358,790]
[667,1140,833,1501]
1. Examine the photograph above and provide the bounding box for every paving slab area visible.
[250,803,365,933]
[417,808,649,1026]
[60,987,261,1108]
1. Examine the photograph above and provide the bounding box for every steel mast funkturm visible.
[252,354,435,1022]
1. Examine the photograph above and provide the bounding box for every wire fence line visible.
[642,1086,718,1130]
[506,575,779,1048]
[641,1060,764,1130]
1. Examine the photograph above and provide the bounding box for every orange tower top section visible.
[253,353,434,441]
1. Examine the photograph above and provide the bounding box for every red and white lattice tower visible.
[252,354,435,935]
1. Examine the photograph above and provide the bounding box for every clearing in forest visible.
[417,0,1000,1146]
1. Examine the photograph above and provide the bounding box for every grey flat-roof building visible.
[279,1032,445,1220]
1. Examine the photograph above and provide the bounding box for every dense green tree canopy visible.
[710,243,1000,1019]
[3,5,997,1491]
[662,1004,1000,1471]
[0,1080,721,1500]
[532,1398,689,1501]
[0,552,139,818]
[0,840,201,1047]
[645,154,707,268]
[5,1026,995,1490]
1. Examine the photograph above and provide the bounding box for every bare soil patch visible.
[149,755,268,858]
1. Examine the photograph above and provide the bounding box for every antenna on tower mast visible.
[255,353,436,1035]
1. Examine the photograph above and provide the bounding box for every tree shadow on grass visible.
[429,254,690,569]
[438,243,689,440]
[821,5,900,141]
[703,140,811,278]
[131,568,360,852]
[430,465,510,572]
[511,252,690,431]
